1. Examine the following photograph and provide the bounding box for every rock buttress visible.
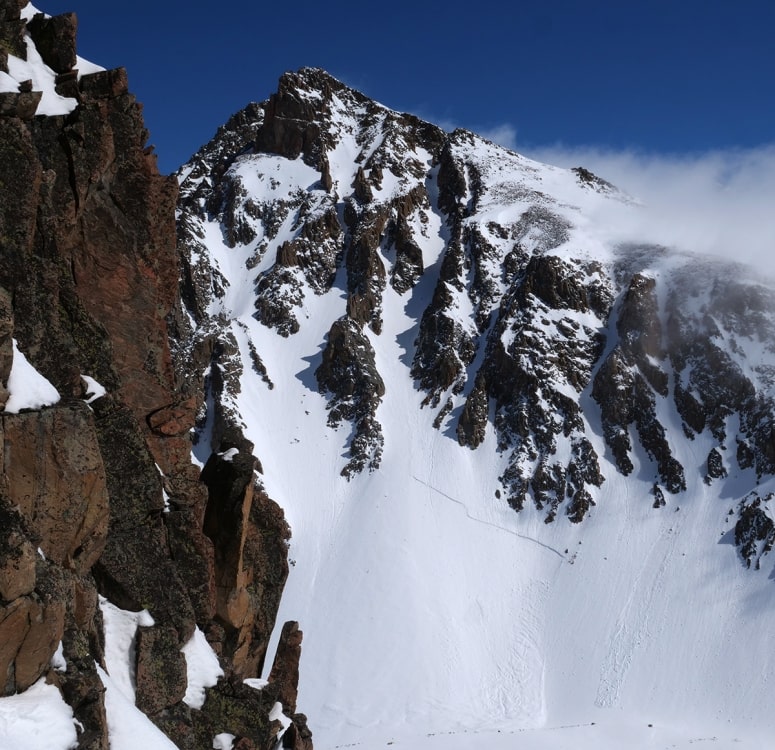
[0,4,301,748]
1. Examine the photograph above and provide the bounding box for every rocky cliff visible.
[0,3,305,749]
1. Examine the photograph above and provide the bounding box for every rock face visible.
[178,65,775,565]
[0,4,302,749]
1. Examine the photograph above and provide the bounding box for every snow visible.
[51,641,67,672]
[81,375,107,403]
[3,339,60,413]
[0,678,78,750]
[212,733,235,750]
[268,701,292,745]
[97,599,183,749]
[181,627,224,709]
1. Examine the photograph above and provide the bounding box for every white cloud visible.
[479,124,518,151]
[522,143,775,269]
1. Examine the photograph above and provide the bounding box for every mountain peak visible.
[174,67,775,746]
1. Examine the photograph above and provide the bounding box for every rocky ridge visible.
[0,4,307,749]
[178,67,775,576]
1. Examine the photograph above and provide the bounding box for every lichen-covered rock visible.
[191,674,277,750]
[27,12,77,74]
[0,6,299,748]
[0,499,36,602]
[135,625,188,715]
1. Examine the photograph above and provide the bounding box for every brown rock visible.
[202,448,258,655]
[282,715,314,750]
[147,396,198,437]
[0,90,42,119]
[0,586,66,695]
[0,502,37,601]
[2,402,109,573]
[201,448,290,676]
[79,67,129,99]
[14,594,65,691]
[55,70,79,99]
[0,597,30,693]
[0,287,13,409]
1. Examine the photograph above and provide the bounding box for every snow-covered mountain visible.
[175,68,775,748]
[1,4,773,742]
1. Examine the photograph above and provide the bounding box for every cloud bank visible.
[523,143,775,271]
[476,125,775,272]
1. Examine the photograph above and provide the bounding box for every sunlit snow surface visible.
[0,678,78,750]
[179,93,775,750]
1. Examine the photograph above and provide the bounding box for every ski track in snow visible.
[412,475,569,562]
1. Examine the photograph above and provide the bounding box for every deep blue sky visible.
[38,0,775,174]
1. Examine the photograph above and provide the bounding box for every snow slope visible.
[178,73,775,750]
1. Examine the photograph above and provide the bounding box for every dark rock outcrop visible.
[735,492,775,570]
[316,317,385,477]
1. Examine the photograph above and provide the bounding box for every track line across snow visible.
[412,475,569,562]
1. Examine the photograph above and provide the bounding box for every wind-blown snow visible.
[99,597,155,703]
[81,375,107,404]
[212,733,236,750]
[3,339,60,413]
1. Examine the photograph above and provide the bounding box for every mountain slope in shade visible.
[176,68,775,748]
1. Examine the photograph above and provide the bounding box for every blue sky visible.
[38,0,775,174]
[34,0,775,267]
